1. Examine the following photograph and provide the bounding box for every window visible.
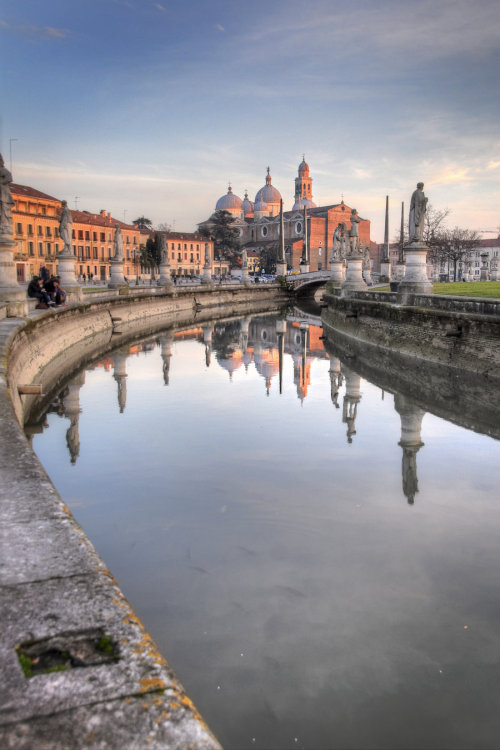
[93,247,98,259]
[100,232,105,242]
[54,227,59,238]
[261,226,268,237]
[171,252,175,260]
[108,233,111,242]
[38,226,43,236]
[101,247,105,259]
[93,232,97,241]
[45,226,52,237]
[126,236,130,243]
[78,230,83,240]
[73,245,77,256]
[108,248,112,258]
[38,242,43,257]
[28,224,33,235]
[133,236,137,244]
[29,242,34,256]
[55,243,59,254]
[46,242,51,255]
[16,223,23,235]
[86,246,90,259]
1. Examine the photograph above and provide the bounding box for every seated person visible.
[27,276,54,307]
[45,276,67,305]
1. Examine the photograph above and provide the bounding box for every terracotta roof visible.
[478,237,500,247]
[70,210,135,230]
[11,183,60,202]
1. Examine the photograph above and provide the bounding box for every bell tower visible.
[294,155,313,203]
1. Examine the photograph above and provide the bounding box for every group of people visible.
[27,266,67,309]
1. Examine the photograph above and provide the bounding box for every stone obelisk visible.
[379,195,391,282]
[300,206,309,273]
[393,201,406,282]
[276,199,287,277]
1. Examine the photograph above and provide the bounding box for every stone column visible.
[201,243,213,285]
[480,252,490,281]
[393,201,406,281]
[276,199,287,277]
[241,248,250,286]
[341,255,367,295]
[379,195,392,282]
[0,154,28,316]
[398,241,433,296]
[394,393,425,505]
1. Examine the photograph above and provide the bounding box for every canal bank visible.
[0,285,287,749]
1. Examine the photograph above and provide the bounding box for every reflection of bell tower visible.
[329,356,342,408]
[159,332,174,384]
[342,364,361,443]
[291,324,312,402]
[203,325,213,368]
[63,372,85,464]
[112,348,128,413]
[394,393,426,505]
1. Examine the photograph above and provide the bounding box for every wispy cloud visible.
[487,160,500,171]
[0,19,69,40]
[155,3,166,12]
[215,24,225,32]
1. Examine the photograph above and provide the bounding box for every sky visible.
[1,0,499,242]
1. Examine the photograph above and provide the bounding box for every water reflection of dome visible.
[242,347,254,369]
[216,348,244,378]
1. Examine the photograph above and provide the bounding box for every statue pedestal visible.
[398,242,432,295]
[276,262,287,277]
[341,256,367,296]
[490,263,499,281]
[108,259,128,290]
[329,260,345,285]
[57,252,82,302]
[379,261,391,282]
[0,236,28,316]
[393,263,406,282]
[159,262,173,291]
[300,264,310,273]
[201,265,213,286]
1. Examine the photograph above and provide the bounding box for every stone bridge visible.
[287,270,331,292]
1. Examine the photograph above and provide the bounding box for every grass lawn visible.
[375,282,500,298]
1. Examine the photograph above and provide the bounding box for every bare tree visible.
[440,227,480,280]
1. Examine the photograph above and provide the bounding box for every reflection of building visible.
[394,393,426,505]
[200,159,375,272]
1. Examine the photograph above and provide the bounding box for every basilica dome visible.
[215,186,243,216]
[242,191,254,217]
[254,167,282,206]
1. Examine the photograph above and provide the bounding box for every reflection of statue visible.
[402,447,419,505]
[59,200,73,253]
[408,182,428,243]
[0,153,14,235]
[348,210,361,255]
[113,226,124,261]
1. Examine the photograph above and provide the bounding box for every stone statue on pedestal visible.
[332,224,343,261]
[113,226,124,261]
[160,232,168,263]
[0,154,14,237]
[59,200,73,254]
[363,247,372,271]
[408,182,428,243]
[348,209,361,255]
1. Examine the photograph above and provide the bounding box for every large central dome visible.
[254,167,282,206]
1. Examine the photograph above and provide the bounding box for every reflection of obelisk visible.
[112,348,128,412]
[394,393,426,505]
[202,325,213,368]
[342,364,361,443]
[159,332,174,384]
[329,355,342,408]
[64,372,85,464]
[276,318,287,394]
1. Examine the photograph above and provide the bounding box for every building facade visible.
[200,159,375,272]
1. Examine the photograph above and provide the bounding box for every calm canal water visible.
[31,310,500,750]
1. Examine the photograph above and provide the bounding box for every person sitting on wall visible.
[45,276,67,306]
[27,276,54,308]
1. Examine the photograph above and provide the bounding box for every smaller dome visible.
[242,190,254,216]
[216,185,242,212]
[254,167,282,206]
[292,196,316,211]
